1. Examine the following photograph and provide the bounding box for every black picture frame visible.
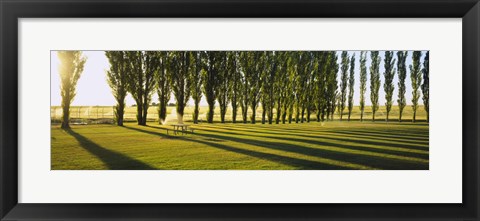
[1,0,479,220]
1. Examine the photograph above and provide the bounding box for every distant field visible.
[51,105,427,124]
[51,121,429,170]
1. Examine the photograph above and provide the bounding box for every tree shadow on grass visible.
[65,129,156,170]
[192,128,428,170]
[210,124,429,145]
[124,126,352,170]
[199,125,429,159]
[238,124,429,140]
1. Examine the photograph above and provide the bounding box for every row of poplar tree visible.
[57,51,429,129]
[105,50,429,126]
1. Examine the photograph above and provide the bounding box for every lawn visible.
[51,121,429,170]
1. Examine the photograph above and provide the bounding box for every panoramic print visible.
[51,51,429,170]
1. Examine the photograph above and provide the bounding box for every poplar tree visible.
[105,51,128,126]
[216,52,230,123]
[203,51,221,123]
[228,51,241,123]
[314,52,328,122]
[325,52,339,120]
[347,53,355,121]
[383,51,396,122]
[261,51,278,124]
[168,51,191,124]
[339,51,350,120]
[359,51,367,122]
[190,51,203,124]
[140,51,160,125]
[156,52,171,125]
[274,52,289,124]
[422,51,429,122]
[396,51,408,122]
[239,53,249,124]
[57,51,86,129]
[240,51,265,124]
[286,52,297,124]
[410,51,422,123]
[295,52,311,123]
[304,52,316,123]
[370,51,381,121]
[125,52,147,125]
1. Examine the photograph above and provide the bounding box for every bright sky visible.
[50,51,425,107]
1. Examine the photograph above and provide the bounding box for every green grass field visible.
[51,120,429,170]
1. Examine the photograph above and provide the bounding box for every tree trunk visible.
[386,111,389,122]
[193,101,200,124]
[275,106,281,124]
[360,109,364,122]
[412,110,416,123]
[142,102,149,126]
[207,103,214,123]
[177,104,185,124]
[372,110,376,122]
[242,105,248,124]
[220,105,226,123]
[61,105,70,129]
[158,101,167,125]
[136,103,143,125]
[399,111,402,122]
[301,107,305,123]
[261,107,266,124]
[251,105,257,124]
[116,103,125,126]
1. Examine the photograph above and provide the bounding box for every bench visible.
[166,128,195,135]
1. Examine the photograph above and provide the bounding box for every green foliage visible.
[383,51,396,121]
[410,51,423,123]
[124,51,156,126]
[105,51,128,126]
[156,52,171,124]
[313,52,329,122]
[142,52,160,125]
[273,52,290,124]
[189,51,203,124]
[422,51,429,122]
[168,52,192,122]
[57,51,86,129]
[339,51,350,120]
[216,52,230,123]
[347,53,355,121]
[240,51,266,124]
[203,51,222,123]
[228,52,241,123]
[396,51,408,122]
[370,51,381,121]
[261,51,279,124]
[325,52,339,120]
[359,51,367,121]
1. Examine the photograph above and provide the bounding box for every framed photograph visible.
[1,0,479,220]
